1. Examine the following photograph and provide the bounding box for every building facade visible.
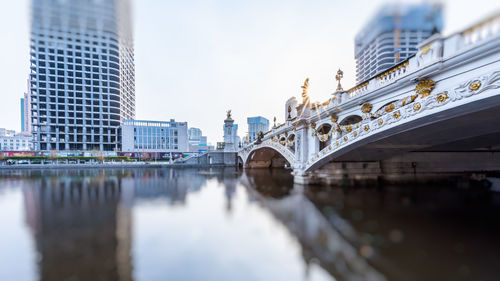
[29,0,135,151]
[121,119,188,153]
[233,124,240,148]
[247,116,269,142]
[188,128,202,144]
[188,127,211,152]
[354,3,443,83]
[0,130,33,151]
[21,98,25,132]
[22,80,32,134]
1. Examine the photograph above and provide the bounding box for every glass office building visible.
[29,0,135,151]
[247,116,269,142]
[121,120,189,153]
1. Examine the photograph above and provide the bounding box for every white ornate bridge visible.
[239,14,500,184]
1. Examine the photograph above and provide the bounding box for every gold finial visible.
[301,78,310,104]
[226,110,232,120]
[335,69,344,91]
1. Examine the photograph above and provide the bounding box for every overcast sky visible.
[0,0,498,144]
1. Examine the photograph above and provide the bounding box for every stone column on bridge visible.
[293,120,309,176]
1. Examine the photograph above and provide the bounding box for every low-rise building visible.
[121,119,189,153]
[0,129,33,151]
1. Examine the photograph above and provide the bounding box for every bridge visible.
[239,14,500,185]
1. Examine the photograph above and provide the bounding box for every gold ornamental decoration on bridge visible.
[361,103,373,113]
[414,80,436,98]
[469,81,481,91]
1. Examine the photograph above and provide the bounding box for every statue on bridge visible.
[335,69,344,91]
[301,78,310,104]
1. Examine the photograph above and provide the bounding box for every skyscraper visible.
[29,0,135,151]
[21,98,25,133]
[247,116,269,142]
[354,3,443,83]
[22,80,31,135]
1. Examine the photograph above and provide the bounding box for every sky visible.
[0,0,498,144]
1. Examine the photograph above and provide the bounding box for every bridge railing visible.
[343,13,500,104]
[460,14,500,48]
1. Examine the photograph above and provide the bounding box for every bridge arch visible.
[316,123,333,151]
[237,156,244,168]
[243,144,294,169]
[287,134,296,152]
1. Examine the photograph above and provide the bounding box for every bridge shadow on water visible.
[243,168,500,281]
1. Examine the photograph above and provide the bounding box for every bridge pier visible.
[292,152,500,187]
[293,162,382,186]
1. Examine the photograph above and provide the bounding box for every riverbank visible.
[0,162,238,169]
[0,151,239,169]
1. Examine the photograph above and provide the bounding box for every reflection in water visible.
[242,170,387,281]
[0,168,499,281]
[20,170,132,281]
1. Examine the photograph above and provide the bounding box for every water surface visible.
[0,168,499,281]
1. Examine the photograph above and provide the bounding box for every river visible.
[0,168,499,281]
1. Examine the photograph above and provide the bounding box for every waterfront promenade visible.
[0,151,238,169]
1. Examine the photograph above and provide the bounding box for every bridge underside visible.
[302,96,500,185]
[245,147,290,169]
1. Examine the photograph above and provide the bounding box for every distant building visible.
[0,129,16,137]
[355,3,443,83]
[121,119,188,153]
[21,98,25,132]
[188,128,202,143]
[22,80,31,134]
[247,116,269,142]
[188,127,211,152]
[0,129,33,151]
[199,136,208,146]
[233,124,240,148]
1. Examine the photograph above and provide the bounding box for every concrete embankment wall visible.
[0,152,239,170]
[176,151,237,167]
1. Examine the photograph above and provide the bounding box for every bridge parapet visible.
[343,13,500,105]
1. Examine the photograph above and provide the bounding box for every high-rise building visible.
[354,3,443,83]
[233,124,240,148]
[29,0,135,151]
[188,127,210,152]
[22,80,32,135]
[21,98,25,133]
[188,128,202,143]
[247,116,269,142]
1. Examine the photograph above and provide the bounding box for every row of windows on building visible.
[0,138,33,151]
